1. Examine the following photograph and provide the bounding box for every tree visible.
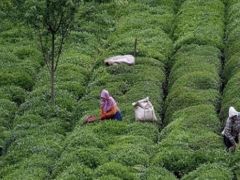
[25,0,81,104]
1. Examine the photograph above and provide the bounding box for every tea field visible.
[0,0,240,179]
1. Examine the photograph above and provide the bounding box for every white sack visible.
[132,97,157,122]
[104,55,135,65]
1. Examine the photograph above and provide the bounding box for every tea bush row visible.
[0,2,117,179]
[52,1,177,179]
[220,1,240,178]
[0,19,42,158]
[152,0,232,178]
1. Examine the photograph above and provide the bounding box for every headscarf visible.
[100,89,117,112]
[229,106,238,118]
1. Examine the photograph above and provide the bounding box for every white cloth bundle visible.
[104,55,135,66]
[132,97,157,122]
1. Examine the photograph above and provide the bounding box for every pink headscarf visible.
[100,89,117,112]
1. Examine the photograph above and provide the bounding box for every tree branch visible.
[38,30,51,72]
[55,12,64,32]
[54,30,66,72]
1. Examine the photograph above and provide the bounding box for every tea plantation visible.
[0,0,240,179]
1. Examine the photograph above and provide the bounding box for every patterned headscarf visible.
[100,89,116,112]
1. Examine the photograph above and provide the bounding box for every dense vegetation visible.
[0,0,240,179]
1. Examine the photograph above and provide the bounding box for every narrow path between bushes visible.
[159,2,180,134]
[217,2,227,123]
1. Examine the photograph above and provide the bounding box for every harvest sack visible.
[132,97,157,121]
[104,55,135,65]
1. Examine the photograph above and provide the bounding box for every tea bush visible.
[182,163,233,180]
[174,0,225,49]
[95,162,138,180]
[0,2,120,179]
[51,1,175,179]
[152,0,225,177]
[55,163,94,180]
[141,166,176,180]
[221,1,240,122]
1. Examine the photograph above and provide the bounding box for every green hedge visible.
[1,154,54,179]
[182,163,233,180]
[152,105,227,176]
[107,28,173,62]
[141,166,176,180]
[0,1,177,179]
[51,1,176,179]
[225,3,240,58]
[220,5,240,179]
[165,44,221,122]
[95,162,138,180]
[115,5,174,34]
[1,2,118,179]
[0,99,17,155]
[0,86,26,105]
[169,44,221,82]
[55,163,94,180]
[154,0,225,176]
[174,0,224,49]
[52,147,107,177]
[221,2,240,121]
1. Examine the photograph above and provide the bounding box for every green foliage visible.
[161,105,221,139]
[3,166,48,180]
[153,105,227,176]
[0,154,53,180]
[1,1,124,179]
[58,3,172,174]
[64,126,106,149]
[87,57,166,123]
[174,0,225,49]
[0,69,34,90]
[170,44,221,69]
[165,88,220,122]
[224,53,240,81]
[5,133,64,165]
[225,2,240,58]
[4,1,233,179]
[56,163,94,180]
[0,86,26,105]
[221,2,240,122]
[182,163,233,180]
[220,72,240,120]
[0,99,17,152]
[106,143,150,166]
[141,166,176,180]
[115,6,174,33]
[53,147,107,176]
[95,162,138,180]
[127,123,159,143]
[107,29,173,62]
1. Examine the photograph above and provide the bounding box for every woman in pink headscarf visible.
[100,89,122,121]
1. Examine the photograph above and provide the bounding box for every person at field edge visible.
[222,106,240,152]
[100,89,122,121]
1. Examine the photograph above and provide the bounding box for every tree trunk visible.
[50,65,55,104]
[50,32,56,104]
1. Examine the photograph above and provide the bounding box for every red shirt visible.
[100,105,118,120]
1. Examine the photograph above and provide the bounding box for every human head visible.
[229,106,238,121]
[100,89,110,100]
[100,89,116,112]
